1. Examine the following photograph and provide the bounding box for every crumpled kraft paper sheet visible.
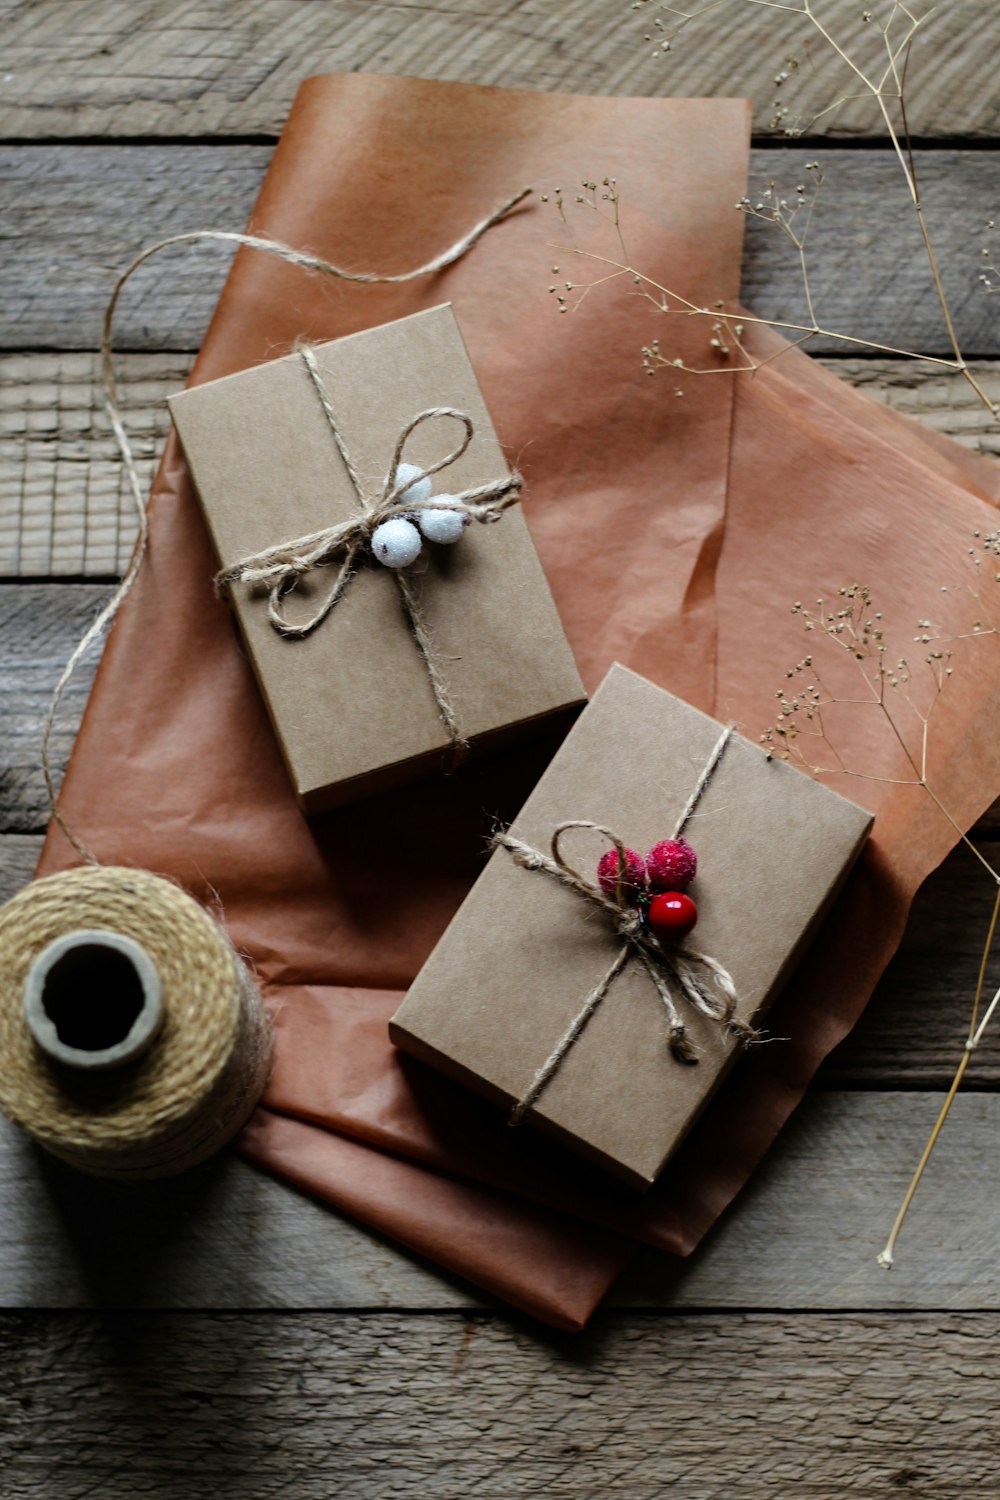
[38,75,1000,1329]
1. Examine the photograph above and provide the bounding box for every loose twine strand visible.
[495,725,759,1126]
[40,188,533,864]
[0,865,273,1178]
[214,343,523,752]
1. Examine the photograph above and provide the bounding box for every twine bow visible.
[493,725,758,1126]
[214,345,522,753]
[44,185,532,861]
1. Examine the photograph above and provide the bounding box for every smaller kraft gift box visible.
[169,305,585,811]
[390,663,873,1189]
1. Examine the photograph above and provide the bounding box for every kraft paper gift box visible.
[169,304,585,811]
[391,663,873,1189]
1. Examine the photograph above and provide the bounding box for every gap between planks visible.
[0,353,189,576]
[0,0,996,139]
[5,828,1000,1089]
[0,1309,998,1498]
[3,565,1000,1088]
[0,145,997,357]
[0,1090,998,1312]
[3,352,999,579]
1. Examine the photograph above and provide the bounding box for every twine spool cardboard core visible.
[23,929,163,1072]
[0,867,272,1178]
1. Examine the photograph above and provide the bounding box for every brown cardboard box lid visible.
[169,305,585,809]
[391,663,873,1188]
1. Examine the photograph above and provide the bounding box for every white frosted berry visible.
[417,502,467,545]
[371,517,422,568]
[388,461,432,506]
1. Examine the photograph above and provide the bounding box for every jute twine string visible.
[18,192,527,1175]
[495,725,758,1126]
[0,866,273,1178]
[214,343,523,752]
[41,186,532,865]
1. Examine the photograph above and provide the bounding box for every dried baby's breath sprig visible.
[589,2,1000,418]
[545,174,998,413]
[633,0,929,138]
[762,553,1000,1269]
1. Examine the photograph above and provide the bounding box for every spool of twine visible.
[13,193,523,1180]
[0,865,272,1179]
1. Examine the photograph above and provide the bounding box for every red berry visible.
[647,891,698,942]
[645,838,697,891]
[596,847,645,901]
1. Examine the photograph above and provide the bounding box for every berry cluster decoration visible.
[597,837,699,943]
[371,462,469,569]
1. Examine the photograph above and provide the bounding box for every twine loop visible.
[213,345,523,754]
[495,726,759,1126]
[43,185,531,861]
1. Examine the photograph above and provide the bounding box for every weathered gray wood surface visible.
[819,842,1000,1088]
[1,0,995,140]
[0,353,186,576]
[0,1091,995,1312]
[0,583,106,831]
[0,834,39,900]
[3,580,1000,1091]
[2,145,996,357]
[1,1309,996,1498]
[5,831,997,1090]
[3,3,1000,1484]
[0,1117,464,1311]
[5,354,1000,578]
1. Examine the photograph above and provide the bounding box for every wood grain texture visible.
[0,143,266,352]
[620,1091,1000,1310]
[1,145,998,357]
[0,583,106,833]
[0,0,995,1459]
[833,357,1000,459]
[0,1118,469,1312]
[1,1091,997,1313]
[820,841,1000,1089]
[1,1308,998,1498]
[3,581,999,1087]
[2,354,999,580]
[0,833,39,900]
[0,0,995,140]
[0,353,189,576]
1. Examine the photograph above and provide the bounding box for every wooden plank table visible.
[2,3,1000,1493]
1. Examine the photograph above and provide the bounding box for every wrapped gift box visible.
[391,663,873,1188]
[169,305,585,811]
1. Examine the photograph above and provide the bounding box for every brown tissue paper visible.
[37,74,1000,1328]
[169,305,584,810]
[392,665,873,1187]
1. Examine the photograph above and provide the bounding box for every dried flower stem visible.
[878,885,1000,1268]
[549,176,999,415]
[615,1,1000,415]
[762,560,1000,1267]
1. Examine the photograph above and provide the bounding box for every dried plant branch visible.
[636,0,929,137]
[559,3,1000,1262]
[877,886,1000,1270]
[761,545,1000,1267]
[610,1,1000,416]
[546,178,998,414]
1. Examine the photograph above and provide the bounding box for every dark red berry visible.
[645,838,697,891]
[647,890,698,942]
[597,847,645,901]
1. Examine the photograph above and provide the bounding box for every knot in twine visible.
[43,186,531,862]
[493,724,759,1127]
[214,344,523,755]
